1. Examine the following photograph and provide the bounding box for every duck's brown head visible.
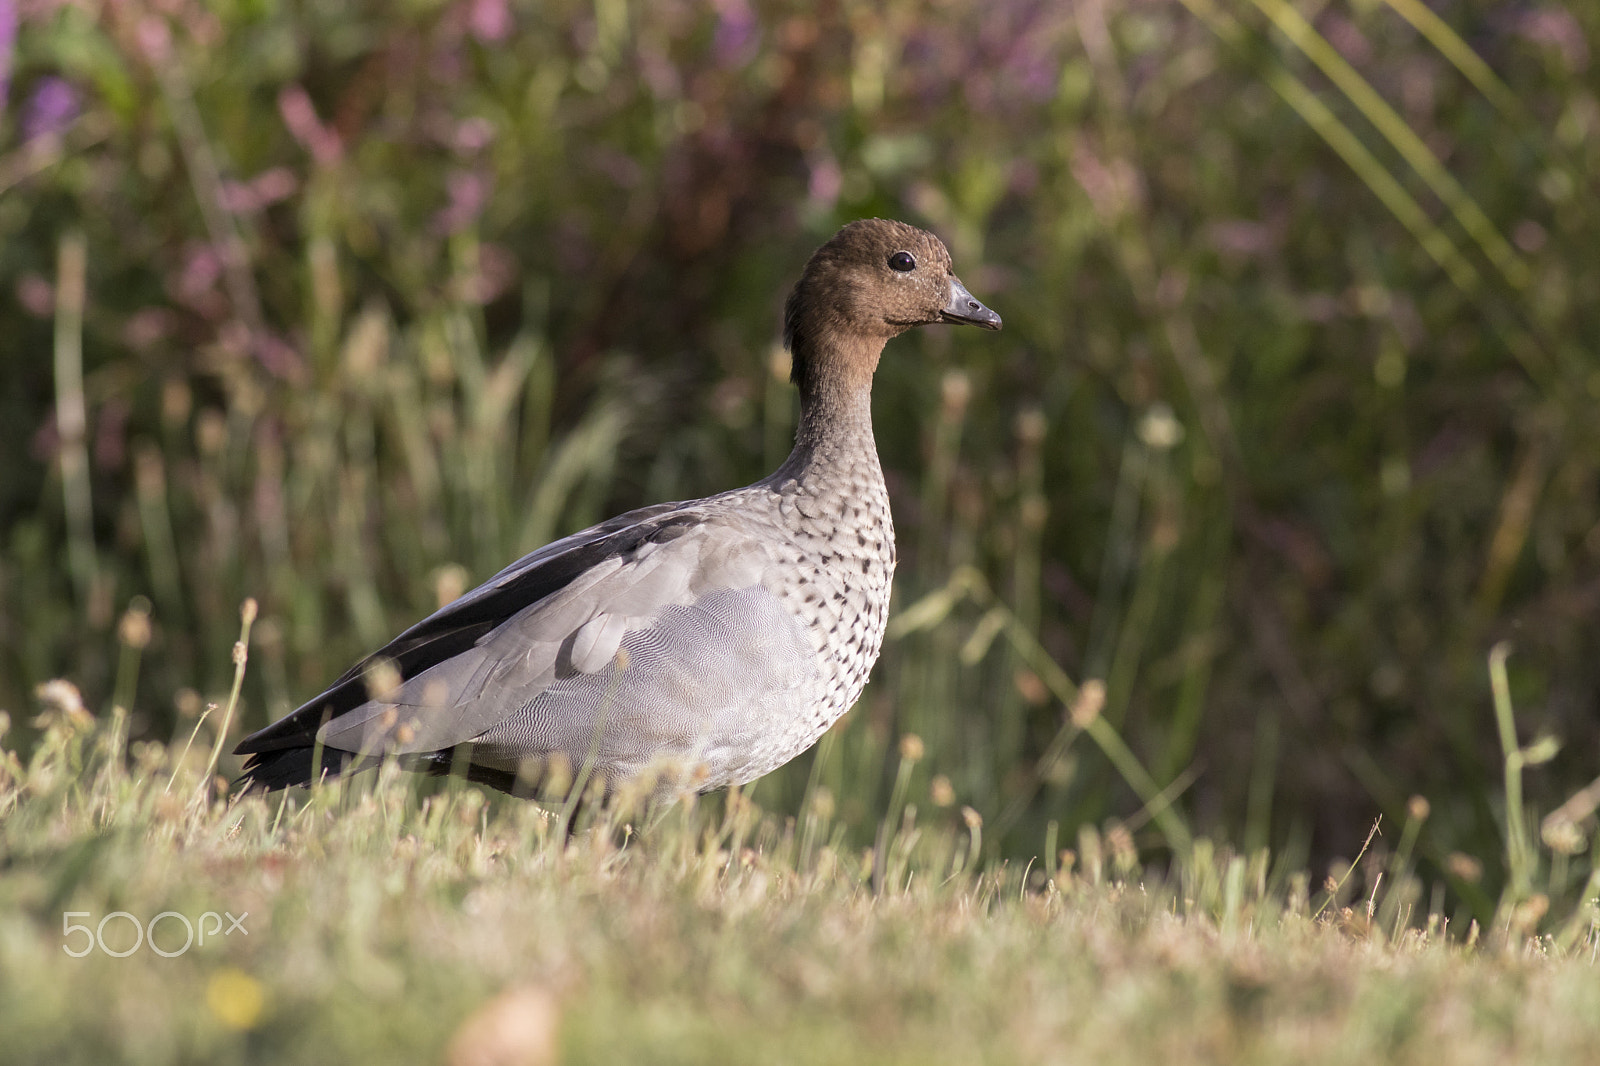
[784,219,1001,396]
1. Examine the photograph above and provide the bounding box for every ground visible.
[2,710,1596,1066]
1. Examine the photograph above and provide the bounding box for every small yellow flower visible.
[207,968,265,1031]
[898,733,924,764]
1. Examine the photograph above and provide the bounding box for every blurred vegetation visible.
[2,0,1599,916]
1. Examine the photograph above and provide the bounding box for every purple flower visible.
[432,170,492,235]
[1521,8,1589,72]
[278,85,342,165]
[468,0,511,43]
[1007,45,1058,103]
[23,76,78,142]
[713,0,757,68]
[807,156,842,209]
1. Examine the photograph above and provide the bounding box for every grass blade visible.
[1247,0,1531,290]
[1378,0,1523,121]
[1176,0,1478,291]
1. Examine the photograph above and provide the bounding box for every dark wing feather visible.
[233,501,692,759]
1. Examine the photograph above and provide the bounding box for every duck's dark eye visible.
[887,251,916,272]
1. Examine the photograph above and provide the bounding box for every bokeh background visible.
[3,0,1597,905]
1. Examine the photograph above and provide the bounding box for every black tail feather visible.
[235,744,533,796]
[235,746,377,792]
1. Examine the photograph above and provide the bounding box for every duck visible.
[234,218,1002,795]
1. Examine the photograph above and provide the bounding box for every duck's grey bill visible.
[941,277,1003,330]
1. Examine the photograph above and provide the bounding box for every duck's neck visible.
[771,335,886,486]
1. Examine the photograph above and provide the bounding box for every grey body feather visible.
[314,514,832,788]
[238,452,897,792]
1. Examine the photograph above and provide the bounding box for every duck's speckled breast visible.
[708,449,896,783]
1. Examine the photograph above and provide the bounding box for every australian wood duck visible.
[235,218,1001,795]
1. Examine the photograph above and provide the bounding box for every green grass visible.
[3,681,1598,1066]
